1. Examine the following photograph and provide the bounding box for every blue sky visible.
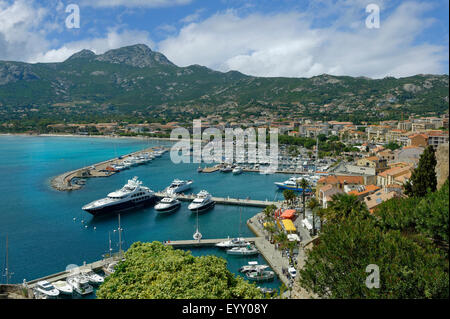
[0,0,448,78]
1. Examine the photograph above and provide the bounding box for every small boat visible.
[102,261,119,276]
[246,269,275,282]
[193,209,202,241]
[216,237,249,248]
[154,197,181,213]
[258,287,275,294]
[165,179,193,195]
[232,166,243,175]
[197,166,203,173]
[33,281,60,298]
[53,280,73,295]
[81,269,105,285]
[67,275,94,295]
[226,244,259,256]
[238,261,270,273]
[188,190,215,213]
[220,165,232,173]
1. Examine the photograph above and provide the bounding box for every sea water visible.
[0,136,288,294]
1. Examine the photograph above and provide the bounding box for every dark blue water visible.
[0,136,286,293]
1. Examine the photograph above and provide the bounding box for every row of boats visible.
[33,269,104,299]
[107,149,166,172]
[82,177,216,216]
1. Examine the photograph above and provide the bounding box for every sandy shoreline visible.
[0,133,175,142]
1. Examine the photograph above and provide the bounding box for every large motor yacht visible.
[165,179,193,195]
[188,190,215,213]
[82,177,157,216]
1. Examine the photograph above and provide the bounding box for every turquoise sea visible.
[0,136,287,294]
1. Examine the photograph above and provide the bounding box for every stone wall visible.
[435,143,449,189]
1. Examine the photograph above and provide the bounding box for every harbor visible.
[0,135,320,298]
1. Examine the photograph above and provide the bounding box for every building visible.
[316,175,365,199]
[426,131,449,148]
[376,165,413,187]
[364,190,400,213]
[346,184,381,201]
[394,146,424,165]
[356,156,388,174]
[407,133,428,147]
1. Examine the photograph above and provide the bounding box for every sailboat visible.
[2,235,13,284]
[193,211,202,241]
[216,208,249,248]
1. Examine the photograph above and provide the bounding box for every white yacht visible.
[274,176,312,193]
[82,177,157,216]
[226,245,259,256]
[33,281,60,298]
[216,237,249,248]
[165,179,193,195]
[188,190,215,212]
[232,166,243,175]
[238,261,270,273]
[67,275,94,295]
[53,280,73,296]
[154,197,181,213]
[81,269,104,285]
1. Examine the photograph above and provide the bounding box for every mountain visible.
[0,44,448,125]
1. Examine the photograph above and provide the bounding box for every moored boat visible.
[188,190,215,213]
[226,244,259,256]
[82,177,157,216]
[154,197,181,213]
[245,269,275,282]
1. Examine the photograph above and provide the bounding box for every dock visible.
[26,256,121,289]
[155,192,280,208]
[51,147,169,191]
[164,237,259,248]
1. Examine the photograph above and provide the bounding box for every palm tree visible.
[308,197,319,236]
[283,189,296,206]
[298,178,310,219]
[323,193,369,223]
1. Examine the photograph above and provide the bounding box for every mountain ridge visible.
[0,44,448,124]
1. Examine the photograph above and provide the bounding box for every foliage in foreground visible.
[299,182,449,299]
[97,241,263,299]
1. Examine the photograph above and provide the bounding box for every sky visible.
[0,0,448,78]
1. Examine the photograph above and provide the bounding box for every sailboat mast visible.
[118,214,122,255]
[5,235,8,285]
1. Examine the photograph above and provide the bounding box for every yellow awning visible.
[281,219,296,233]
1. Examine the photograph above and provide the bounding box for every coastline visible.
[0,132,174,142]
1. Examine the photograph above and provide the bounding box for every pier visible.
[51,147,169,191]
[164,237,259,248]
[26,256,121,289]
[155,192,280,208]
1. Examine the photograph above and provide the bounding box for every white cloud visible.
[80,0,192,8]
[0,0,50,61]
[158,2,448,78]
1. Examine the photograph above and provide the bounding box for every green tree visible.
[283,189,296,206]
[404,145,437,197]
[308,197,320,236]
[298,178,310,219]
[299,215,449,299]
[97,242,263,299]
[320,193,370,224]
